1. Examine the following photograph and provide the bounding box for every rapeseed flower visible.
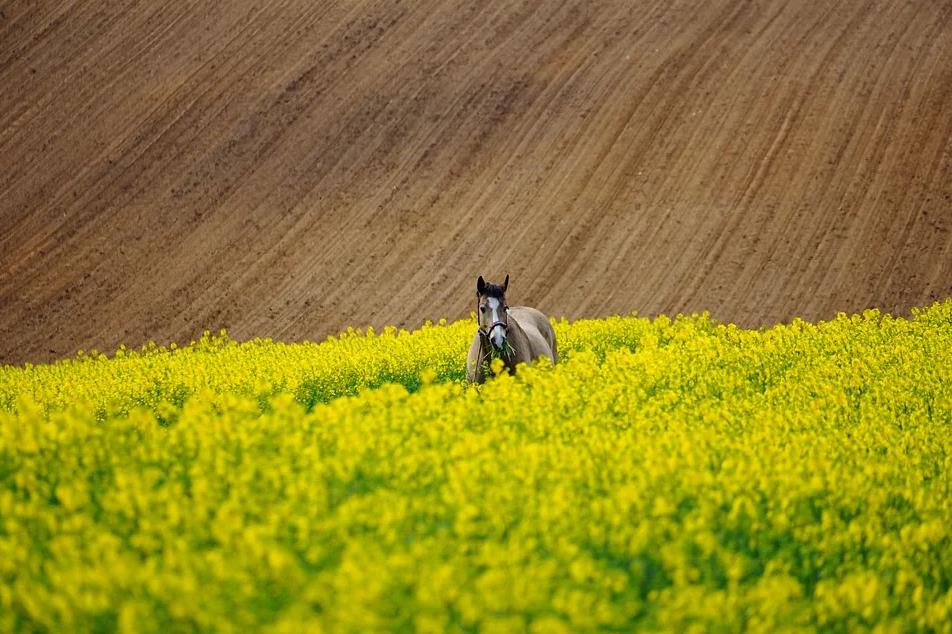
[0,301,950,631]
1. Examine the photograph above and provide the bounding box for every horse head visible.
[476,274,510,352]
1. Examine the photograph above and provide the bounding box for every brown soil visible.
[2,1,951,364]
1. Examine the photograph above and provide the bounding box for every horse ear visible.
[502,274,509,293]
[477,276,486,296]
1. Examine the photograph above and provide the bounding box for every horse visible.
[466,274,558,384]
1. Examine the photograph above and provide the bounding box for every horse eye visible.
[480,305,488,312]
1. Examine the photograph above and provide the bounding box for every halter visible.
[475,296,510,375]
[478,318,509,339]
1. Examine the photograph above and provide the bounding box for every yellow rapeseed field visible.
[1,302,951,632]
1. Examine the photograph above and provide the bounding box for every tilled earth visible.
[1,1,951,364]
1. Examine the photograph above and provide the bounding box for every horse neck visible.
[503,313,530,363]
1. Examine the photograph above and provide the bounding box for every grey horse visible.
[466,275,558,384]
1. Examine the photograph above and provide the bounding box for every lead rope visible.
[475,296,491,376]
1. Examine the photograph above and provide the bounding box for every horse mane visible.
[481,283,507,299]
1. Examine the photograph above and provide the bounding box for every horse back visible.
[509,306,557,363]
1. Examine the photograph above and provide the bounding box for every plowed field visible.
[2,0,951,364]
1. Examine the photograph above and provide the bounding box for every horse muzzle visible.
[480,320,509,350]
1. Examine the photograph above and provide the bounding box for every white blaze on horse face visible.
[487,297,506,350]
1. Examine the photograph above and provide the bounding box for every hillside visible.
[1,0,950,364]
